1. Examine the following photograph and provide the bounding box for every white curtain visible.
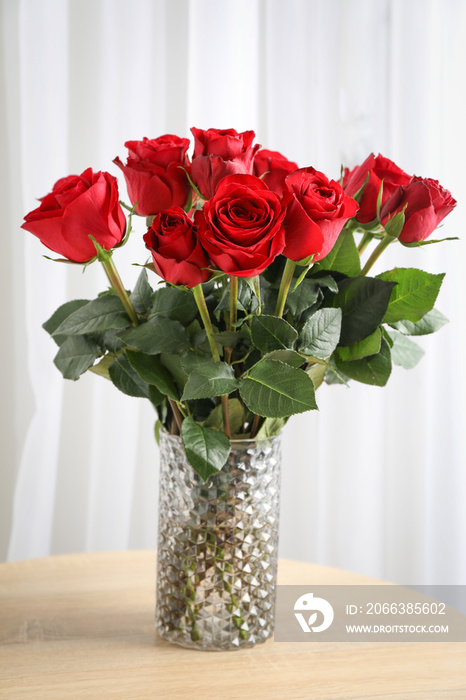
[1,0,465,586]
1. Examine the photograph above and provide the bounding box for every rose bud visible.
[197,174,286,278]
[343,153,411,224]
[283,167,359,262]
[190,127,260,199]
[113,135,191,217]
[143,207,211,288]
[381,176,457,243]
[253,149,298,195]
[21,168,126,263]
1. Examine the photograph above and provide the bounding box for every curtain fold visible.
[1,0,465,586]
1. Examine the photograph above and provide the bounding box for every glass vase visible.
[155,429,282,651]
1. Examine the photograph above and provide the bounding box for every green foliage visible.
[204,398,245,435]
[43,299,90,345]
[390,308,448,336]
[285,279,321,316]
[126,350,179,400]
[336,328,382,361]
[52,295,131,336]
[334,337,392,386]
[385,329,425,369]
[41,194,451,477]
[130,269,154,314]
[121,316,190,354]
[250,314,298,353]
[334,276,396,346]
[298,308,342,359]
[180,417,231,480]
[150,286,198,324]
[256,417,287,438]
[53,335,102,380]
[376,268,445,323]
[181,357,239,400]
[108,355,150,398]
[240,359,317,418]
[261,349,304,367]
[313,231,361,277]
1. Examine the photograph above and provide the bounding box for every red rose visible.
[381,176,456,243]
[283,167,359,262]
[143,207,211,288]
[21,168,126,263]
[190,127,260,199]
[113,135,191,217]
[342,153,411,224]
[253,149,298,195]
[197,174,286,278]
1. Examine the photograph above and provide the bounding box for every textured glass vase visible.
[156,430,282,651]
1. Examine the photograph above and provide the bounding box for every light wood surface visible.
[0,551,465,699]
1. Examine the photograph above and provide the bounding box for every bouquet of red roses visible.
[22,128,456,478]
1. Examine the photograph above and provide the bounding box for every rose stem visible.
[100,255,139,326]
[275,258,297,318]
[358,231,373,255]
[168,398,183,434]
[229,275,238,329]
[249,413,261,439]
[224,275,238,366]
[360,235,394,276]
[192,284,232,439]
[252,275,262,313]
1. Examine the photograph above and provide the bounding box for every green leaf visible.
[292,261,314,291]
[256,417,287,438]
[121,316,190,354]
[389,308,448,336]
[324,360,350,386]
[313,274,339,294]
[336,328,382,361]
[181,358,239,400]
[213,327,251,349]
[285,279,320,316]
[250,314,298,353]
[180,417,231,480]
[334,276,396,346]
[53,335,102,380]
[385,329,425,369]
[215,278,257,317]
[400,236,458,248]
[148,384,164,407]
[376,268,445,323]
[108,355,149,398]
[262,349,304,367]
[43,299,91,345]
[240,359,317,418]
[334,338,392,386]
[88,353,114,380]
[305,362,328,390]
[126,350,179,400]
[160,353,187,389]
[150,286,198,325]
[95,329,126,353]
[154,420,162,445]
[298,308,342,359]
[130,269,154,314]
[181,351,216,374]
[53,295,131,336]
[205,398,245,435]
[314,231,361,277]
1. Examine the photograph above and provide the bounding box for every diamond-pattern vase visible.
[156,430,282,650]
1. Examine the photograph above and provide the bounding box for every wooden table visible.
[0,552,465,699]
